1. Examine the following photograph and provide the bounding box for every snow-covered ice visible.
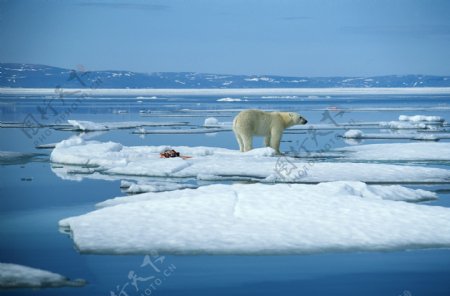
[217,97,243,102]
[0,263,85,289]
[343,129,364,138]
[50,138,450,183]
[203,117,232,128]
[334,142,450,161]
[204,117,219,126]
[342,129,445,141]
[59,182,449,255]
[379,115,445,130]
[98,181,436,209]
[399,115,444,122]
[379,121,429,129]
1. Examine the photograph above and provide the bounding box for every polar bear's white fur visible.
[233,109,308,154]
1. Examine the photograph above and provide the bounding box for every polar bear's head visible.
[288,112,308,125]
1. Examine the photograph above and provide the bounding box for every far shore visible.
[1,87,450,97]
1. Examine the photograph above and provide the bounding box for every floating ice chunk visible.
[203,117,232,128]
[343,129,364,138]
[0,263,85,289]
[204,117,219,126]
[120,180,133,188]
[50,139,450,183]
[217,97,242,102]
[60,182,450,255]
[399,115,444,122]
[68,120,108,131]
[379,121,428,129]
[342,130,442,141]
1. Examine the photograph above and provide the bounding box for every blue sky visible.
[1,0,449,76]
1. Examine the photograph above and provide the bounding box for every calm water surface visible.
[1,95,450,295]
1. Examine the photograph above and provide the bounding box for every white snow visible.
[343,129,364,138]
[50,139,450,183]
[203,117,232,128]
[217,97,242,102]
[379,121,428,129]
[67,120,188,131]
[380,115,445,130]
[342,129,445,141]
[334,142,450,161]
[67,120,108,131]
[0,263,85,289]
[399,115,444,122]
[204,117,219,126]
[97,181,436,209]
[59,182,449,255]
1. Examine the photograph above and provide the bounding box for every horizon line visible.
[2,87,450,97]
[1,62,450,78]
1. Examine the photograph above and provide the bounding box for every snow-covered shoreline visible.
[2,87,450,97]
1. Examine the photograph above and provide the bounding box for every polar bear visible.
[233,109,307,154]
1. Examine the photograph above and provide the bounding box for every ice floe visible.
[98,181,437,209]
[399,115,445,122]
[203,117,232,128]
[50,139,450,183]
[67,120,188,131]
[379,121,431,130]
[333,142,450,161]
[216,97,243,102]
[0,263,85,289]
[379,115,446,130]
[59,182,450,255]
[342,129,448,141]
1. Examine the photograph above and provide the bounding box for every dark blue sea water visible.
[1,94,450,296]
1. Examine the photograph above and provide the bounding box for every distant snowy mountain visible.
[1,63,450,88]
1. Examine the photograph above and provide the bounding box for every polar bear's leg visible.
[242,133,253,152]
[234,131,244,152]
[264,135,271,147]
[270,129,282,154]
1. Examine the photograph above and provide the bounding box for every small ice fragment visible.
[343,129,364,138]
[204,117,219,126]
